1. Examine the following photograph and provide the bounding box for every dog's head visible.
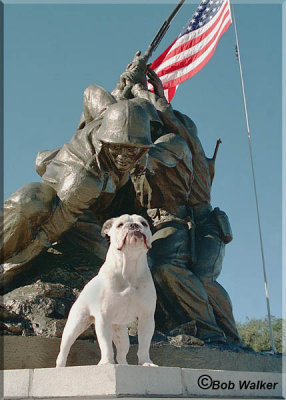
[101,214,152,252]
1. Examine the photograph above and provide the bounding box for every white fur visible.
[56,214,157,367]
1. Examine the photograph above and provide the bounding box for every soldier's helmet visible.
[96,100,153,148]
[130,97,163,129]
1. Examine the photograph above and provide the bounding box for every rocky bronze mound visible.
[1,241,101,339]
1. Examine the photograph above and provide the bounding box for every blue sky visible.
[3,1,283,323]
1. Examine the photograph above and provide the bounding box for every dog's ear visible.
[101,218,115,237]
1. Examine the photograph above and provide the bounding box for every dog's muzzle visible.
[131,230,144,238]
[117,223,150,250]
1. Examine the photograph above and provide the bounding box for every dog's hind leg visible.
[56,303,91,367]
[112,324,129,365]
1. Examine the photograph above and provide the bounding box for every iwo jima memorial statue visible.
[1,0,248,365]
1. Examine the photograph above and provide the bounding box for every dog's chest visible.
[102,275,147,324]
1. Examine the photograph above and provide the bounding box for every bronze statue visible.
[1,51,242,346]
[129,61,242,345]
[1,98,153,286]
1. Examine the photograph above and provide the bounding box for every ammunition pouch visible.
[211,207,233,244]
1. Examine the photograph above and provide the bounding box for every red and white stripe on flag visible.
[149,0,232,102]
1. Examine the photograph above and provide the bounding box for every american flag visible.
[149,0,232,102]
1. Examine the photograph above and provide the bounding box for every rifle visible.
[144,0,186,62]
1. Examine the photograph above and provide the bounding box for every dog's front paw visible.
[97,359,115,366]
[56,355,66,368]
[139,361,158,367]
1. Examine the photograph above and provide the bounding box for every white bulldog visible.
[56,214,157,367]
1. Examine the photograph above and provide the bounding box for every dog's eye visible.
[117,223,123,228]
[141,221,148,227]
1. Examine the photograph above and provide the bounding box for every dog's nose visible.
[129,223,140,230]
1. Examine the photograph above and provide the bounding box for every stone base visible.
[1,336,282,372]
[2,364,284,399]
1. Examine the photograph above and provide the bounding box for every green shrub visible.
[236,316,285,353]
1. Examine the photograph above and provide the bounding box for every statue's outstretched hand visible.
[147,67,165,99]
[118,51,148,95]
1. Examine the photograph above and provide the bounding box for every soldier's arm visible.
[133,67,207,160]
[111,51,148,100]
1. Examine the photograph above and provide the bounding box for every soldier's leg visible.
[1,182,56,261]
[1,171,106,286]
[191,217,242,345]
[149,223,226,342]
[0,182,57,285]
[203,280,243,345]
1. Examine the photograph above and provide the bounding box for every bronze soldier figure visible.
[1,99,153,287]
[114,54,242,345]
[145,65,242,345]
[107,53,230,342]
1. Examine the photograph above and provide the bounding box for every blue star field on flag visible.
[178,0,225,37]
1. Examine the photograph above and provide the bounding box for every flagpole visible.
[231,3,277,354]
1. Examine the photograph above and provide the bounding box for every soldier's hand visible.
[147,67,165,99]
[119,51,148,89]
